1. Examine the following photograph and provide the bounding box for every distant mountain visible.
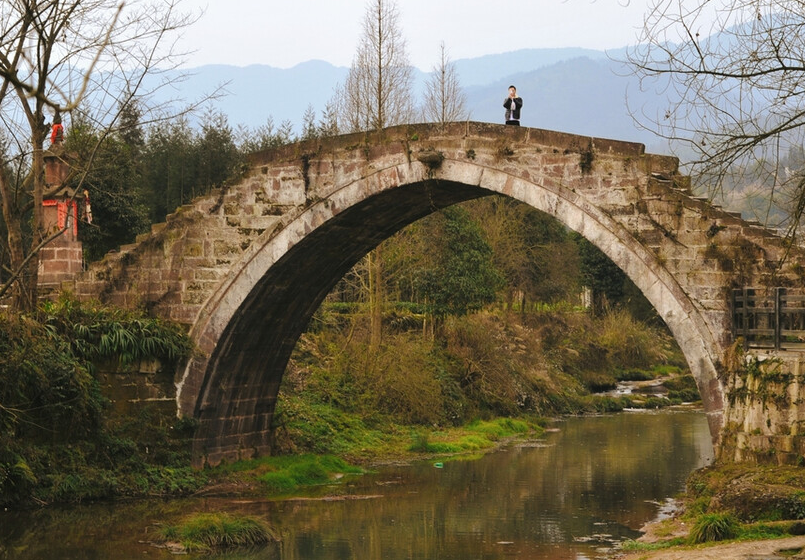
[467,56,667,149]
[155,48,668,149]
[452,47,610,87]
[165,60,349,130]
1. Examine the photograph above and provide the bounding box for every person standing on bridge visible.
[503,85,523,126]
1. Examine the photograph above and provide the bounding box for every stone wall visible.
[722,351,805,465]
[94,357,177,423]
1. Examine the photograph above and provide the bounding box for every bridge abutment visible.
[722,352,805,465]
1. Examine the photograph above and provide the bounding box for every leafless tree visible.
[337,0,415,133]
[422,41,469,125]
[0,0,195,311]
[627,0,805,235]
[328,0,416,350]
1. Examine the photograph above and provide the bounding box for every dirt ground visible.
[612,535,805,559]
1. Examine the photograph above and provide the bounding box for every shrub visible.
[688,513,741,544]
[597,309,671,369]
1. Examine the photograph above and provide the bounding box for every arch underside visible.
[192,180,489,463]
[188,166,724,466]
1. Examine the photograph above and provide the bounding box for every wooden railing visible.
[732,288,805,351]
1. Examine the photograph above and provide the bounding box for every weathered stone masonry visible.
[70,122,805,467]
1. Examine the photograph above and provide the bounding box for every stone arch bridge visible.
[73,122,801,467]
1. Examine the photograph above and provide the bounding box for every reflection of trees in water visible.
[271,412,712,560]
[0,412,712,560]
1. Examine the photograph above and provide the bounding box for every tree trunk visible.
[368,246,383,350]
[22,127,47,311]
[0,174,26,307]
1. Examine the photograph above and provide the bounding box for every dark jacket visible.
[504,96,523,121]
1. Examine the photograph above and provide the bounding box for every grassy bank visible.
[615,464,805,557]
[1,297,696,507]
[272,304,694,462]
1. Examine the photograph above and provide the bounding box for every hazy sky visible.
[178,0,655,70]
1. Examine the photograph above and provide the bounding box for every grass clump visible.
[688,513,741,543]
[158,512,277,553]
[620,537,686,552]
[465,418,532,439]
[407,418,541,454]
[215,454,363,495]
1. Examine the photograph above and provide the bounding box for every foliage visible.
[140,111,243,225]
[158,513,277,553]
[0,312,103,443]
[278,303,685,460]
[412,206,503,317]
[596,309,674,368]
[688,513,741,544]
[39,295,194,367]
[66,105,152,262]
[0,299,199,507]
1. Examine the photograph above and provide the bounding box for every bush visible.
[597,309,673,369]
[0,313,104,443]
[688,513,741,543]
[0,299,200,507]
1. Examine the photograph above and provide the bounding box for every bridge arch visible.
[176,129,726,466]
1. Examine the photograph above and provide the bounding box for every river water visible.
[0,409,713,560]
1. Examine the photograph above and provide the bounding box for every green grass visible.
[620,537,686,552]
[407,417,542,454]
[214,454,363,495]
[688,513,742,544]
[159,512,276,552]
[465,418,533,439]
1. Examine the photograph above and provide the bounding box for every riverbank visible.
[0,410,713,559]
[614,536,805,559]
[608,462,805,559]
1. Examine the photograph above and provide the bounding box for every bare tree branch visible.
[626,0,805,235]
[422,41,469,126]
[0,0,197,310]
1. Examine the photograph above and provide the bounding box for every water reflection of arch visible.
[179,157,724,466]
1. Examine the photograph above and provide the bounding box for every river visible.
[0,409,713,560]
